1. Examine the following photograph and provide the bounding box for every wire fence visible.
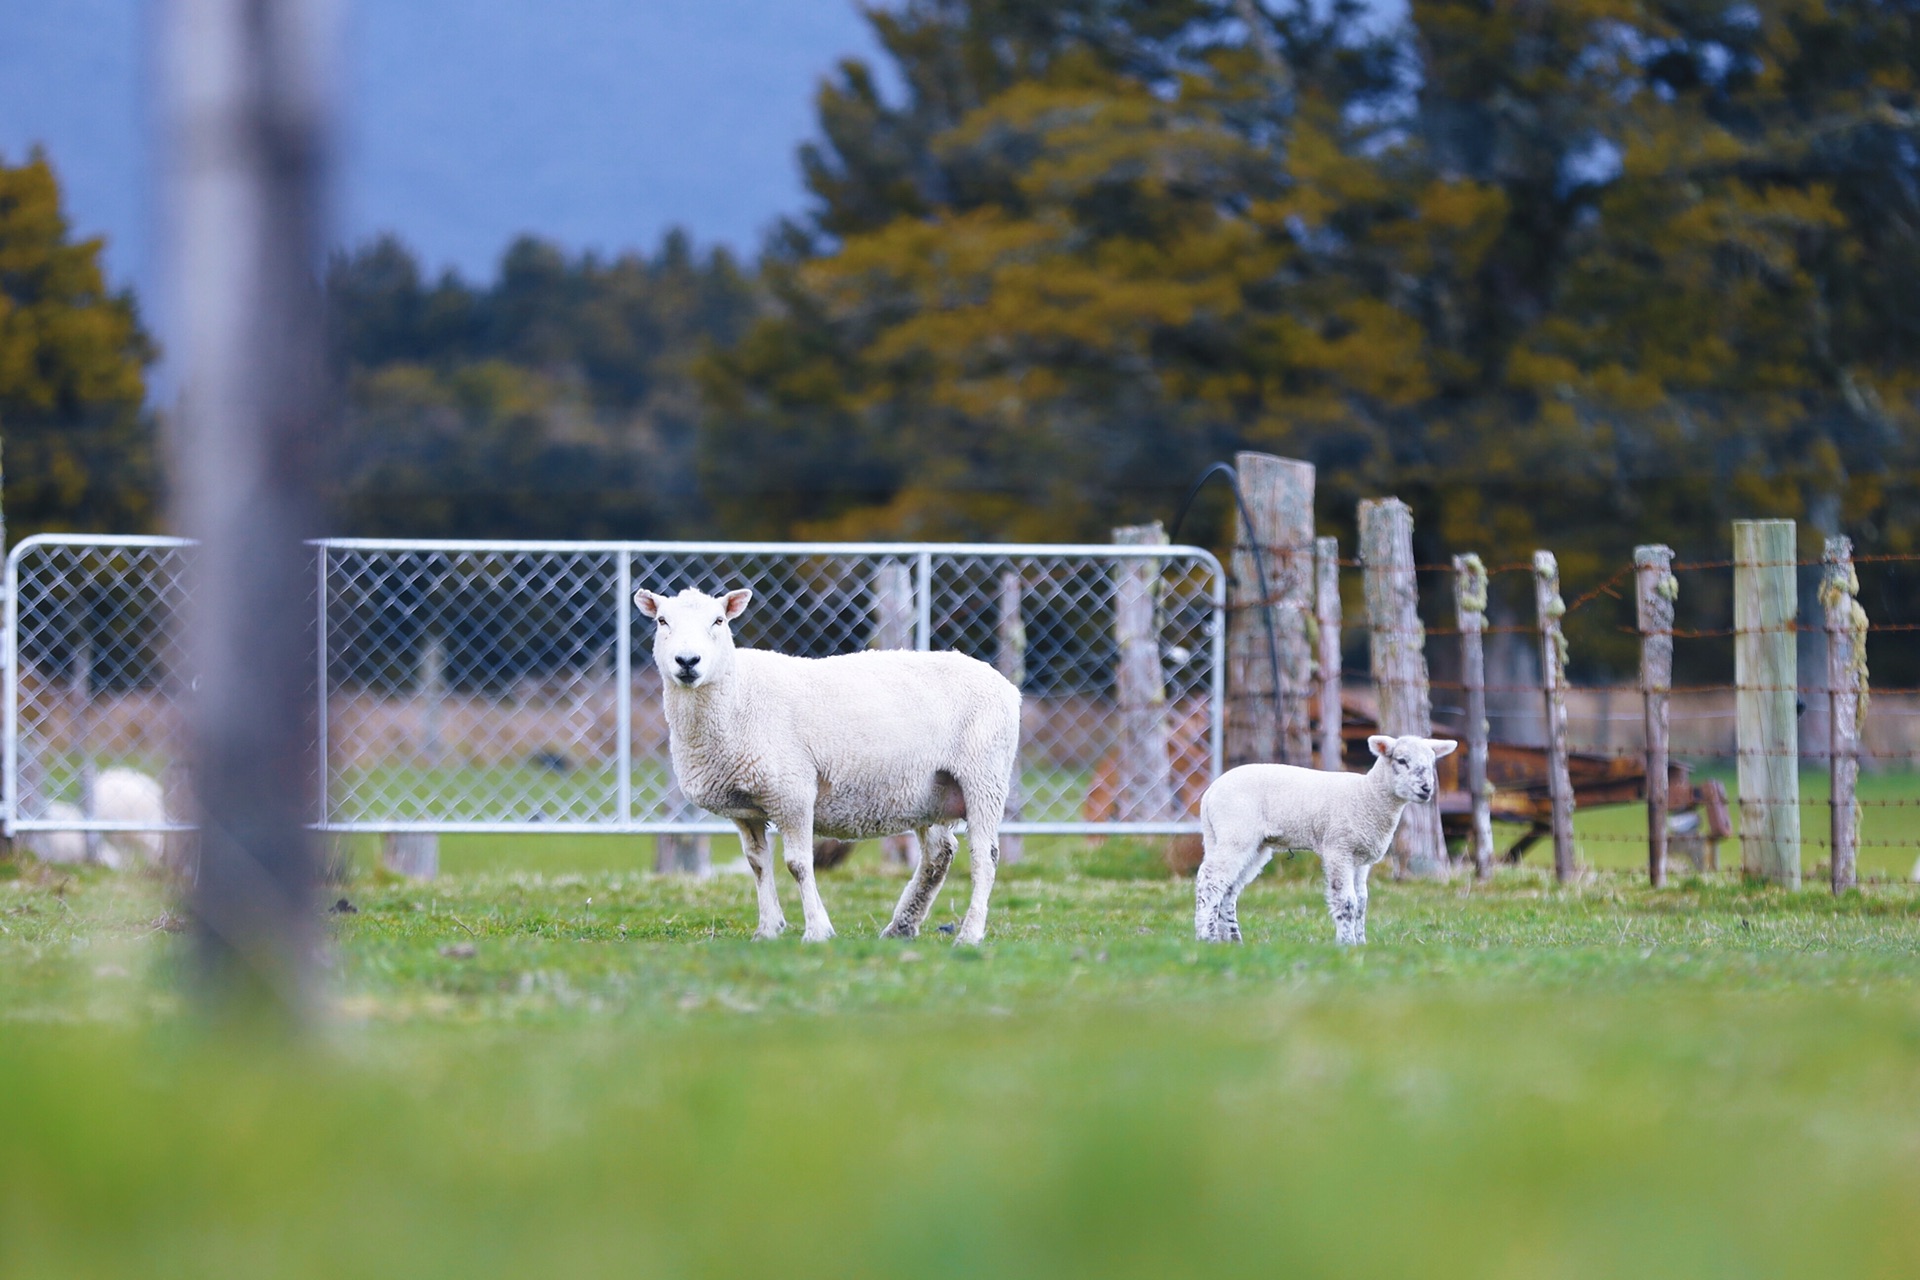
[3,535,1226,847]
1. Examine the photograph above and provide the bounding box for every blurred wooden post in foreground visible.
[1534,552,1576,883]
[166,0,334,1013]
[995,568,1025,864]
[1635,545,1676,887]
[1823,536,1865,894]
[1314,536,1342,772]
[1360,498,1445,878]
[1453,554,1493,879]
[1734,520,1799,886]
[1113,522,1175,823]
[1227,454,1313,768]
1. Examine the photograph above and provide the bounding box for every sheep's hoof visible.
[953,926,986,946]
[802,925,836,943]
[879,921,918,940]
[753,921,787,941]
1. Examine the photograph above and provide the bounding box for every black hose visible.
[1169,461,1284,721]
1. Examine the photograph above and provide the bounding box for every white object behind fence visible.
[5,536,1225,839]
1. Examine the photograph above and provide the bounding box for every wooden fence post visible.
[1360,498,1446,877]
[872,559,918,869]
[1226,453,1314,768]
[1534,551,1576,883]
[1453,554,1493,878]
[387,636,446,879]
[1734,520,1800,886]
[996,568,1026,864]
[1822,536,1866,893]
[1314,536,1343,772]
[70,635,100,863]
[1635,546,1676,887]
[1113,522,1176,823]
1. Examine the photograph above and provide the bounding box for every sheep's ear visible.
[721,589,753,621]
[633,589,665,619]
[1428,737,1459,759]
[1367,734,1394,758]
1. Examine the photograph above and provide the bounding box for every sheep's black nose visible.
[675,655,699,671]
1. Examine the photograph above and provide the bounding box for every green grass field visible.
[4,790,1920,1278]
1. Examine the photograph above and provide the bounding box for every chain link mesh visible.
[8,538,1224,836]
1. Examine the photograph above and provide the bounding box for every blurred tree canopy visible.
[0,149,156,539]
[326,230,755,538]
[698,0,1920,581]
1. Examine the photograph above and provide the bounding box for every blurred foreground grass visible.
[2,842,1918,1278]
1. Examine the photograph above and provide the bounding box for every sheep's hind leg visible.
[1324,853,1362,946]
[735,819,785,940]
[882,824,955,939]
[1352,859,1373,945]
[776,804,835,942]
[953,787,1006,946]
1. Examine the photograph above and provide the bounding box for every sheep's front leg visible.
[776,802,835,942]
[734,819,785,940]
[1323,853,1362,946]
[882,824,955,939]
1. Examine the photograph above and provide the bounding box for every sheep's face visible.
[1367,734,1458,804]
[634,587,753,690]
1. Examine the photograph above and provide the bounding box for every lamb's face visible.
[1367,734,1458,804]
[634,587,753,690]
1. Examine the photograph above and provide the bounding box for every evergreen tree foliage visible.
[0,149,156,539]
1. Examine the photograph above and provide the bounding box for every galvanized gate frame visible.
[5,535,1226,838]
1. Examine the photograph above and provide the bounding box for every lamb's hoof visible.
[880,921,918,940]
[802,925,837,943]
[953,924,985,946]
[753,921,788,941]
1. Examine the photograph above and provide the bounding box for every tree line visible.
[5,0,1917,598]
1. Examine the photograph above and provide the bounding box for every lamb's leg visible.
[734,818,785,940]
[1352,859,1373,945]
[882,824,955,939]
[953,789,1005,946]
[1218,844,1274,944]
[1324,853,1362,946]
[1194,833,1247,942]
[776,803,835,942]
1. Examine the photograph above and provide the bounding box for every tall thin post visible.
[1823,536,1865,893]
[384,637,443,879]
[995,568,1025,864]
[1226,453,1314,768]
[1453,554,1493,879]
[1534,552,1576,883]
[1635,545,1676,887]
[1113,522,1175,823]
[1314,536,1343,772]
[69,636,101,863]
[872,559,917,868]
[1734,520,1800,886]
[167,0,334,1011]
[1360,498,1445,877]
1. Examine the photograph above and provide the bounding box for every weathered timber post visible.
[996,568,1026,864]
[70,635,100,863]
[871,559,918,868]
[1226,453,1314,767]
[1822,536,1866,893]
[1314,536,1343,772]
[1453,554,1494,879]
[1534,552,1576,883]
[1113,522,1176,823]
[1734,520,1800,886]
[1359,499,1445,877]
[1635,546,1677,887]
[385,637,445,878]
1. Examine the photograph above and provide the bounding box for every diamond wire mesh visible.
[8,539,1223,836]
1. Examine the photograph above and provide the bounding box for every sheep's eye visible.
[712,617,724,628]
[657,619,670,630]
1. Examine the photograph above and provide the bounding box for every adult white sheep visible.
[1194,734,1457,946]
[636,586,1022,944]
[25,767,169,869]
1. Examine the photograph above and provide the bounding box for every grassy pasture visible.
[3,813,1920,1279]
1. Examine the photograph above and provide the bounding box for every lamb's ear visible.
[633,589,665,619]
[721,589,753,621]
[1367,734,1394,758]
[1428,737,1459,759]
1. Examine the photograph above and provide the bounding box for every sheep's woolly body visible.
[1195,735,1454,945]
[642,587,1021,945]
[26,768,168,869]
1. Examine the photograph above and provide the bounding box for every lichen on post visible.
[1453,553,1493,879]
[1821,536,1867,893]
[1534,551,1576,883]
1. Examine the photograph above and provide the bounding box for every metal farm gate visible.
[4,536,1224,841]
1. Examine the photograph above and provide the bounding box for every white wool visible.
[23,767,168,869]
[637,586,1022,944]
[1194,734,1457,946]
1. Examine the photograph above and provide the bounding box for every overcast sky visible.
[0,0,882,316]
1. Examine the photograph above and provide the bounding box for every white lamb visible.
[1194,734,1458,946]
[25,767,169,870]
[635,586,1022,945]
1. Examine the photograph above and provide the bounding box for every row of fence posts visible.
[1112,452,1872,892]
